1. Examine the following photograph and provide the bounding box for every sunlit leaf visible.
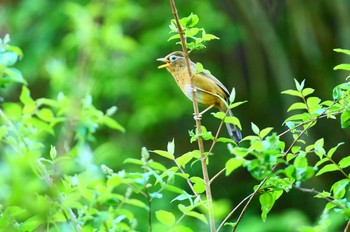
[156,210,175,226]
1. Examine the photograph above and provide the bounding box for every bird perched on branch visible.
[157,51,242,143]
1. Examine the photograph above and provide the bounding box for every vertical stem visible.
[168,1,216,231]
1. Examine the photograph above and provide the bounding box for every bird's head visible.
[157,51,187,72]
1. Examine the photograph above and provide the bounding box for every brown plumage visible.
[157,51,242,143]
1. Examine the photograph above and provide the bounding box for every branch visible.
[168,1,216,231]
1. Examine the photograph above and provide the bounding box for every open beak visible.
[156,57,170,69]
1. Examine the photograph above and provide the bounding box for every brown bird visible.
[157,51,242,143]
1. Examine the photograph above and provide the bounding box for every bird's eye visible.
[169,55,178,62]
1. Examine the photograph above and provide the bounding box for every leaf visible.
[327,142,344,159]
[187,13,199,27]
[334,48,350,56]
[281,89,302,97]
[125,199,148,209]
[225,158,243,176]
[176,152,193,167]
[316,164,338,176]
[331,179,350,199]
[260,127,273,138]
[287,102,307,112]
[37,108,54,122]
[302,88,315,97]
[212,111,226,120]
[295,79,305,92]
[103,116,125,132]
[224,116,242,130]
[186,211,208,224]
[251,122,260,135]
[202,33,219,41]
[50,145,57,160]
[155,210,175,226]
[229,100,248,109]
[339,156,350,169]
[259,193,274,222]
[229,87,236,103]
[334,64,350,71]
[167,139,175,155]
[341,111,350,128]
[151,150,175,160]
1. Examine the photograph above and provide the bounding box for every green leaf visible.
[316,164,338,176]
[123,158,144,166]
[334,48,350,56]
[229,100,248,109]
[302,88,315,97]
[339,156,350,169]
[190,177,205,193]
[327,142,344,158]
[229,87,236,103]
[187,13,199,27]
[281,89,302,97]
[168,34,181,41]
[50,145,57,160]
[225,158,243,176]
[224,116,242,130]
[287,102,307,112]
[251,122,260,135]
[151,150,175,160]
[156,210,175,226]
[212,111,226,120]
[107,175,122,188]
[125,199,148,209]
[331,179,350,199]
[259,192,274,222]
[202,33,219,41]
[295,79,305,92]
[103,116,125,132]
[341,111,350,128]
[167,139,175,155]
[176,152,193,168]
[260,127,273,138]
[314,138,325,158]
[334,64,350,71]
[186,211,208,224]
[37,108,54,122]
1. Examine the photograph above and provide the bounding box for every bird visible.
[157,51,242,143]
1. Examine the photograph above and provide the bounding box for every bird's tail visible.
[224,109,242,143]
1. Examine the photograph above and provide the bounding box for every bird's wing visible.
[200,70,230,97]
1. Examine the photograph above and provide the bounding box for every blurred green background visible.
[1,0,350,231]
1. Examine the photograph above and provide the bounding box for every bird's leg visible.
[193,104,215,120]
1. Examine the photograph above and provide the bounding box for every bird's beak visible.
[156,57,170,69]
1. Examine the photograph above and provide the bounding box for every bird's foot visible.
[193,113,202,121]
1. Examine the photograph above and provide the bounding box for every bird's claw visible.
[193,113,202,121]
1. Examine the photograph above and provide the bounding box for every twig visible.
[217,193,253,231]
[345,220,350,232]
[168,1,216,231]
[174,159,200,198]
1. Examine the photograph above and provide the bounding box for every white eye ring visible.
[169,55,178,62]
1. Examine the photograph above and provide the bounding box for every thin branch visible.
[174,159,200,198]
[210,167,226,185]
[344,220,350,232]
[168,1,216,231]
[217,193,253,231]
